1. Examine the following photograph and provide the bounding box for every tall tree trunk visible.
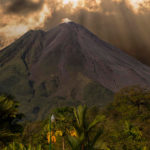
[62,137,65,150]
[82,144,84,150]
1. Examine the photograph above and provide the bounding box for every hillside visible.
[0,22,150,120]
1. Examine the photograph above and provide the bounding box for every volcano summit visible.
[0,22,150,120]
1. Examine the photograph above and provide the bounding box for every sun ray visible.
[62,0,101,8]
[63,0,79,8]
[129,0,144,9]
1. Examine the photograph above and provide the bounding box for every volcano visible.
[0,22,150,120]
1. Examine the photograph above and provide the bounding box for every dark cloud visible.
[30,1,150,66]
[5,0,44,15]
[1,0,150,65]
[43,0,150,65]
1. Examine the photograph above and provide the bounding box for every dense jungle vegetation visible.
[1,85,150,150]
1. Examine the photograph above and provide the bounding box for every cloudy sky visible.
[0,0,150,65]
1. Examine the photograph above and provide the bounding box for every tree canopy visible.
[0,94,24,146]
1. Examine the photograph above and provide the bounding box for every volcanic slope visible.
[0,22,150,120]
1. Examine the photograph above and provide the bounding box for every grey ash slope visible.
[0,22,150,120]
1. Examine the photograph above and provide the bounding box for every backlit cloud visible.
[0,0,150,66]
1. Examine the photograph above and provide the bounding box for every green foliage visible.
[39,107,74,150]
[112,85,150,123]
[1,86,150,150]
[68,105,105,150]
[83,82,113,105]
[54,107,74,135]
[0,94,24,146]
[124,121,142,141]
[3,142,43,150]
[114,85,150,115]
[101,86,150,150]
[21,121,45,146]
[116,121,146,150]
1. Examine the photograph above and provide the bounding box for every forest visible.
[0,85,150,150]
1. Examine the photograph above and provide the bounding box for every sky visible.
[0,0,150,65]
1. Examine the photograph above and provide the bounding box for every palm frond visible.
[67,135,80,150]
[90,128,103,148]
[87,115,105,132]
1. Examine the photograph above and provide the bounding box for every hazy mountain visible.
[0,22,150,120]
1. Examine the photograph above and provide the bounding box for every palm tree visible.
[68,105,105,150]
[0,94,24,146]
[3,142,43,150]
[54,107,74,150]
